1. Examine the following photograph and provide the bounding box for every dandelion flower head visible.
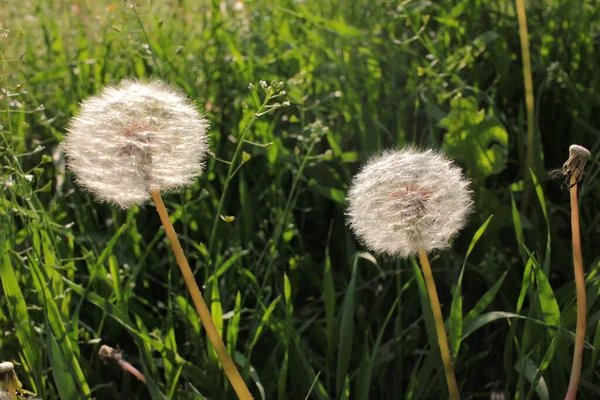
[347,148,472,257]
[64,79,209,208]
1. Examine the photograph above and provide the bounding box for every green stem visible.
[206,91,272,276]
[131,5,162,76]
[259,139,318,287]
[515,0,535,209]
[417,248,460,400]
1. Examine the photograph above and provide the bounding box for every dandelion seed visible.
[64,79,209,208]
[347,147,472,258]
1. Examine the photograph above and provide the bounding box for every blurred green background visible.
[1,0,600,399]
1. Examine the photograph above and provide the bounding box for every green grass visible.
[1,0,600,398]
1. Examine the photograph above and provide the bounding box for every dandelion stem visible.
[417,248,460,400]
[151,190,253,400]
[565,173,585,400]
[118,359,146,383]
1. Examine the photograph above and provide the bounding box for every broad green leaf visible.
[534,264,560,330]
[441,96,508,183]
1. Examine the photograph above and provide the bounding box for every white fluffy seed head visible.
[346,148,473,257]
[64,79,209,209]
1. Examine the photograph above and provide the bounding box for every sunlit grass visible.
[1,0,600,399]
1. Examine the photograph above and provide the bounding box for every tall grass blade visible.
[336,255,358,397]
[449,215,493,357]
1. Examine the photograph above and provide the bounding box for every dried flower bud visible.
[64,79,209,208]
[563,144,591,186]
[347,148,472,257]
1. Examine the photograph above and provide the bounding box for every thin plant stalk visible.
[515,0,536,209]
[151,190,253,400]
[565,173,585,400]
[417,248,460,400]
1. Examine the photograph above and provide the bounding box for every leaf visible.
[463,272,507,325]
[309,182,346,204]
[209,250,249,283]
[227,292,242,355]
[514,357,550,400]
[449,215,493,357]
[209,280,223,362]
[234,352,266,400]
[0,249,42,394]
[336,256,358,397]
[358,296,400,400]
[441,97,509,183]
[524,333,559,400]
[323,246,336,362]
[96,221,130,267]
[533,263,560,331]
[530,169,552,275]
[29,248,91,397]
[249,296,281,351]
[511,192,527,264]
[410,257,437,356]
[339,375,350,400]
[591,318,600,371]
[290,342,329,400]
[47,333,80,400]
[463,311,590,348]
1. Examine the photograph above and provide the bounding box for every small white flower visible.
[64,79,209,208]
[346,148,472,257]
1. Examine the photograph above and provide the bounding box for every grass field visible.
[2,0,600,399]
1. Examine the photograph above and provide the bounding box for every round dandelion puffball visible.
[347,148,473,257]
[64,79,209,209]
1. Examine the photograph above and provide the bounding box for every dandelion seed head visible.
[346,148,473,257]
[569,144,591,160]
[64,79,209,208]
